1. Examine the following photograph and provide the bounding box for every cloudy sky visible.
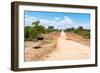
[24,11,90,29]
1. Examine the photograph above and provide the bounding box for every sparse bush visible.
[24,20,46,41]
[24,21,90,41]
[64,26,90,39]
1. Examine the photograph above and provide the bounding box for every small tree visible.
[31,20,45,41]
[24,26,32,40]
[48,26,54,29]
[78,26,84,30]
[32,20,40,26]
[64,27,75,32]
[47,26,54,32]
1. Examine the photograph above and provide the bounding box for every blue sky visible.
[24,11,90,29]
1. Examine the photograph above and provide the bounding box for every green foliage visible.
[64,26,90,39]
[75,26,90,39]
[32,25,46,37]
[77,26,84,30]
[24,26,32,40]
[64,27,75,32]
[24,20,90,41]
[32,20,40,26]
[24,20,46,41]
[74,29,90,39]
[46,26,54,33]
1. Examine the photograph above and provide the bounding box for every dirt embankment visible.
[66,32,90,47]
[46,32,90,46]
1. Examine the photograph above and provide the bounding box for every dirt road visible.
[43,31,90,61]
[25,31,90,61]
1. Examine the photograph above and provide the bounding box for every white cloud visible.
[78,23,90,29]
[39,19,57,28]
[64,16,69,19]
[25,15,75,29]
[25,15,39,26]
[54,17,61,21]
[63,16,73,24]
[59,18,73,25]
[25,15,89,29]
[53,16,74,29]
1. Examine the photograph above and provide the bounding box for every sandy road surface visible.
[43,37,90,61]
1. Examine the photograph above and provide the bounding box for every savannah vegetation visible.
[24,20,90,41]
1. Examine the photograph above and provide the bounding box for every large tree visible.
[31,20,45,39]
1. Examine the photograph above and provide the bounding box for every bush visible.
[24,26,32,40]
[64,26,90,39]
[74,27,90,39]
[24,20,46,41]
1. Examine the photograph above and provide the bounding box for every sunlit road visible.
[44,31,90,60]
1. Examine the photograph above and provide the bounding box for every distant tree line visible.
[64,26,90,39]
[24,20,90,41]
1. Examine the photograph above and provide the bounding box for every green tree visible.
[47,26,55,33]
[32,20,40,26]
[24,20,46,41]
[77,26,84,30]
[24,26,32,40]
[74,26,90,39]
[31,20,45,40]
[48,26,54,29]
[64,27,75,32]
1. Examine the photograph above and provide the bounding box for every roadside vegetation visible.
[24,20,90,41]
